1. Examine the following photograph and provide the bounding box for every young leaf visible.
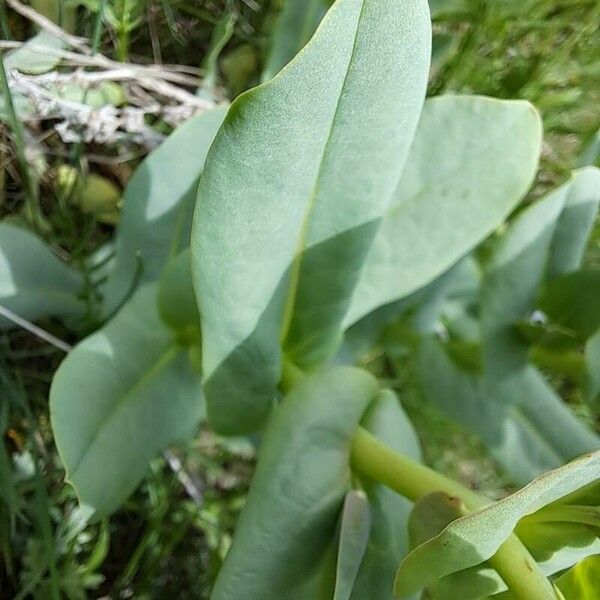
[351,389,421,600]
[210,366,378,599]
[192,0,431,434]
[481,167,600,394]
[394,450,600,596]
[345,95,542,326]
[0,223,84,328]
[50,285,203,516]
[261,0,329,81]
[101,106,227,315]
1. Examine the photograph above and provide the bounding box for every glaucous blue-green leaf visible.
[50,285,203,516]
[157,249,200,340]
[101,106,227,315]
[584,330,600,409]
[261,0,329,82]
[351,389,421,600]
[345,95,542,326]
[332,490,371,600]
[0,223,84,328]
[578,129,600,168]
[394,450,600,596]
[538,270,600,340]
[210,366,378,600]
[481,167,600,393]
[416,337,599,484]
[192,0,431,434]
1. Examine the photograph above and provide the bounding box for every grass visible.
[1,0,599,597]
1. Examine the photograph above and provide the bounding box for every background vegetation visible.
[1,0,599,597]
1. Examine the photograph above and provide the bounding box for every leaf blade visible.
[193,0,431,433]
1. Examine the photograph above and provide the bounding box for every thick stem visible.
[351,428,557,600]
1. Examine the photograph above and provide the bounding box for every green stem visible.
[351,428,557,600]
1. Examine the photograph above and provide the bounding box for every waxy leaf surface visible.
[50,285,203,516]
[210,366,378,599]
[192,0,431,433]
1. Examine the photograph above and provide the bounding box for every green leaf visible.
[539,270,600,339]
[50,285,203,516]
[416,337,599,484]
[0,223,84,328]
[481,168,600,393]
[332,491,371,600]
[192,0,431,434]
[210,366,378,600]
[261,0,329,82]
[394,450,600,596]
[351,390,421,600]
[556,555,600,600]
[577,129,600,168]
[157,249,200,340]
[4,32,64,75]
[346,95,542,326]
[584,330,600,409]
[101,106,227,315]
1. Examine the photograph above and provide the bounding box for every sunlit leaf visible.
[50,285,203,516]
[192,0,431,434]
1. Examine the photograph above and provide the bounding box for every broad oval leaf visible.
[101,106,227,315]
[210,366,378,599]
[394,450,600,596]
[0,223,84,328]
[345,95,542,326]
[192,0,431,434]
[50,285,203,516]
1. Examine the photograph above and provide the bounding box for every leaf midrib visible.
[279,0,368,344]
